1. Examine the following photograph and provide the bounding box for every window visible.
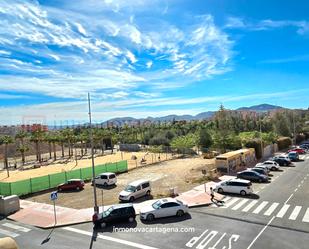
[101,175,108,179]
[142,182,150,188]
[109,174,115,179]
[136,186,141,191]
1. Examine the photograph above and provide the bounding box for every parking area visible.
[24,156,216,209]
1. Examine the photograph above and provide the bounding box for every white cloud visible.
[126,50,137,64]
[146,61,153,68]
[75,22,87,36]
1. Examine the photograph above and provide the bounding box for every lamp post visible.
[259,114,263,159]
[88,93,99,214]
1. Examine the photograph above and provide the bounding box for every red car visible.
[288,148,305,154]
[57,179,85,191]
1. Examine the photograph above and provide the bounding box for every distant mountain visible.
[236,104,283,112]
[98,104,283,127]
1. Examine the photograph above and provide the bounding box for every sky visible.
[0,0,309,125]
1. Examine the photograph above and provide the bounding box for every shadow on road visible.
[89,228,98,249]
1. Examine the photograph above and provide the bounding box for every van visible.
[214,178,253,196]
[94,172,117,186]
[119,179,151,202]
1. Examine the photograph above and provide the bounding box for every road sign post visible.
[50,191,58,225]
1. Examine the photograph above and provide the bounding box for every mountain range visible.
[102,104,284,126]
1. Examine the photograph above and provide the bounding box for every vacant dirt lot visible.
[0,151,173,182]
[25,156,216,209]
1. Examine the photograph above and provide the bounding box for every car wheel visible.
[176,210,184,217]
[240,190,246,196]
[101,222,106,228]
[129,196,135,202]
[258,178,262,183]
[146,214,154,221]
[271,167,276,171]
[217,188,223,194]
[58,188,62,192]
[128,216,135,223]
[146,190,151,196]
[76,187,80,191]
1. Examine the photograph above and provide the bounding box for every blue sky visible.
[0,0,309,125]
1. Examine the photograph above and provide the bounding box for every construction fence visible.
[0,160,128,196]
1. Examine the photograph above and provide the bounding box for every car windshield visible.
[152,200,162,209]
[103,206,113,216]
[125,185,136,192]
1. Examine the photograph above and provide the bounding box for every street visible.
[1,154,309,249]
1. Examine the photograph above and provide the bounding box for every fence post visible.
[105,163,108,172]
[116,162,118,172]
[80,168,82,179]
[48,175,51,188]
[9,183,12,196]
[65,171,67,182]
[30,178,33,193]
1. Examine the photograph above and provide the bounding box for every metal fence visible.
[0,160,127,196]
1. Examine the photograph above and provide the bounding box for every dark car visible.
[249,167,268,176]
[272,157,291,166]
[92,203,136,228]
[237,170,268,183]
[57,179,85,191]
[288,152,299,161]
[300,144,309,150]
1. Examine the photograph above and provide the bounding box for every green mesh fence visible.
[31,175,50,192]
[10,179,31,196]
[66,169,82,180]
[49,172,66,186]
[0,160,128,196]
[0,182,11,196]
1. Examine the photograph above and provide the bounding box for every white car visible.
[140,198,189,221]
[94,172,117,186]
[214,179,253,196]
[256,160,280,171]
[119,179,151,202]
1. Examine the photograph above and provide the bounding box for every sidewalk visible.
[8,179,227,229]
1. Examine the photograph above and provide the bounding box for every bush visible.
[277,137,292,150]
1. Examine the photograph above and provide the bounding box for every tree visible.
[197,128,213,151]
[15,130,29,165]
[0,135,14,177]
[171,133,197,155]
[273,112,291,136]
[30,128,45,162]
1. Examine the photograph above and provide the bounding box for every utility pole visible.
[259,114,263,159]
[88,93,99,214]
[293,111,296,145]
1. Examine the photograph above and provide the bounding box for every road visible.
[1,154,309,249]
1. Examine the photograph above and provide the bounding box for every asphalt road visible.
[1,154,309,249]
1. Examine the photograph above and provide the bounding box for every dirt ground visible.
[0,151,174,182]
[24,156,216,209]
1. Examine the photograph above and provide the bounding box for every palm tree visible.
[30,128,45,162]
[0,135,14,177]
[61,128,75,158]
[15,130,29,165]
[44,132,56,160]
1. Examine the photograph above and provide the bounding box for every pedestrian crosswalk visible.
[213,197,309,223]
[0,222,31,238]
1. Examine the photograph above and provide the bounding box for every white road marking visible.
[264,203,279,216]
[276,204,290,218]
[0,228,19,238]
[223,198,240,208]
[302,208,309,223]
[252,201,269,214]
[242,200,258,212]
[298,184,301,188]
[301,180,304,184]
[294,188,298,192]
[63,227,159,249]
[2,223,31,233]
[246,216,275,249]
[232,199,249,210]
[222,196,232,202]
[289,206,302,220]
[284,193,294,204]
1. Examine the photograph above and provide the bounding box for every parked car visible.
[237,170,268,183]
[249,167,268,176]
[288,148,306,154]
[253,166,269,175]
[57,179,85,191]
[256,161,280,171]
[140,198,189,221]
[299,144,309,150]
[92,203,136,228]
[272,156,291,166]
[94,172,117,186]
[288,151,299,161]
[119,179,151,202]
[214,178,253,196]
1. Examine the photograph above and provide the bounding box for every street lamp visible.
[88,93,99,214]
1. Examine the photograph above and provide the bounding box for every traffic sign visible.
[50,191,58,201]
